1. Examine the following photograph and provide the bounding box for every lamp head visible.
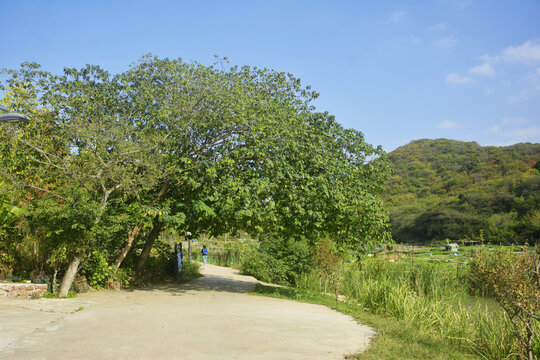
[0,113,30,123]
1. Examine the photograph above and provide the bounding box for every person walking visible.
[201,245,208,265]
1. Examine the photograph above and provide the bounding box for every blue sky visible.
[1,0,539,152]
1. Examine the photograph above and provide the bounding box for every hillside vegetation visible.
[385,139,539,244]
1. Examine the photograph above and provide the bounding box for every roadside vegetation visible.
[252,285,477,360]
[246,241,539,360]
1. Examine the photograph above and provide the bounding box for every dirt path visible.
[0,264,374,360]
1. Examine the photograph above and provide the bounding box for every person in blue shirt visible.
[201,245,208,265]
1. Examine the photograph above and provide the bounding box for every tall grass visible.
[190,241,257,267]
[298,259,538,359]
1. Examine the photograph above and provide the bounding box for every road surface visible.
[0,264,374,359]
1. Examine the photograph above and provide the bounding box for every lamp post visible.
[0,104,30,123]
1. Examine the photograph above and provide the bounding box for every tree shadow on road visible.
[133,270,257,296]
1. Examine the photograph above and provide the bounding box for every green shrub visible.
[469,247,540,359]
[42,290,77,298]
[179,261,201,282]
[242,248,289,284]
[140,238,177,282]
[82,250,116,289]
[242,237,312,286]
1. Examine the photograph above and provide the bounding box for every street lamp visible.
[0,104,30,123]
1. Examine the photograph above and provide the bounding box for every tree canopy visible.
[0,55,390,293]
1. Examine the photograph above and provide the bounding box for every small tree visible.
[314,239,343,301]
[470,247,540,360]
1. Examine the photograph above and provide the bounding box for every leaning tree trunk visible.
[113,222,144,271]
[58,189,114,295]
[136,220,164,273]
[51,268,58,293]
[58,255,82,297]
[113,181,170,272]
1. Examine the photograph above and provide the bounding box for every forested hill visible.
[384,139,539,244]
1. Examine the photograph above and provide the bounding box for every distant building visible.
[444,243,459,252]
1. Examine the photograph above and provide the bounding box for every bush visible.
[179,261,201,282]
[242,249,289,284]
[313,239,342,297]
[469,247,540,359]
[242,237,312,286]
[81,251,116,289]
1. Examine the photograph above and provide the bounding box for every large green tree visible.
[112,57,391,270]
[1,56,391,290]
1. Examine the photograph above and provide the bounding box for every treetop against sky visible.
[1,0,539,151]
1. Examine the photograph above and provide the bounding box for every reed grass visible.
[298,258,539,359]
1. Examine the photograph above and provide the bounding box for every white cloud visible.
[433,35,458,48]
[484,88,494,95]
[445,73,473,84]
[390,11,406,23]
[488,118,540,143]
[468,63,495,76]
[439,120,462,129]
[537,67,540,75]
[501,40,540,64]
[506,127,540,139]
[427,23,447,32]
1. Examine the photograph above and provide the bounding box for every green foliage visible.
[0,197,24,227]
[140,238,177,282]
[242,247,289,284]
[313,239,343,297]
[82,251,116,289]
[469,247,540,359]
[0,253,15,278]
[0,56,391,290]
[179,261,202,283]
[242,237,312,286]
[386,139,540,244]
[198,238,256,267]
[41,290,77,298]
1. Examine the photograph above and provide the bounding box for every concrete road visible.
[0,264,374,360]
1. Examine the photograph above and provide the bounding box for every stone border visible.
[0,283,48,298]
